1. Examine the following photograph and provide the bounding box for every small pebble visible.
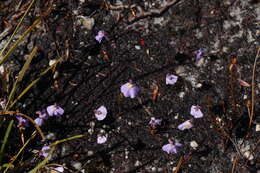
[87,150,94,156]
[88,128,94,135]
[178,92,185,98]
[190,141,199,149]
[134,160,141,167]
[256,124,260,132]
[0,65,5,74]
[46,132,56,140]
[243,151,254,160]
[135,45,141,50]
[89,121,95,128]
[79,16,95,30]
[53,71,59,79]
[157,168,163,172]
[151,167,156,172]
[72,162,82,170]
[195,83,202,88]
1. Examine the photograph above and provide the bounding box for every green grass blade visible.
[0,120,14,165]
[5,47,38,110]
[9,58,62,109]
[28,147,55,173]
[28,134,84,173]
[3,131,37,173]
[17,47,38,82]
[0,0,36,57]
[0,18,41,66]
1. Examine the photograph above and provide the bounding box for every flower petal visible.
[190,105,203,118]
[178,120,193,130]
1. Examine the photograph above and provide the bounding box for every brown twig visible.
[104,0,180,23]
[103,0,137,10]
[174,156,183,173]
[0,111,45,140]
[249,47,260,127]
[128,0,179,23]
[231,154,239,173]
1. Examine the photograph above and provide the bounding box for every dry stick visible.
[0,0,36,57]
[249,47,260,127]
[3,131,37,173]
[174,156,183,173]
[104,0,179,23]
[128,0,179,22]
[103,0,137,10]
[231,154,239,173]
[0,111,45,140]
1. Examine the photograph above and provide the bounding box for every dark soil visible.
[0,0,259,173]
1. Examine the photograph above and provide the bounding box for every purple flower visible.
[178,120,193,130]
[47,104,64,117]
[94,105,107,121]
[36,110,48,120]
[34,117,44,126]
[52,166,64,172]
[195,48,204,61]
[190,105,203,118]
[162,139,182,154]
[120,81,140,98]
[95,30,105,43]
[39,145,51,158]
[97,135,107,144]
[16,116,29,127]
[166,74,178,85]
[149,117,162,128]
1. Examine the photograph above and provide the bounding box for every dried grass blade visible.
[9,58,62,109]
[28,147,55,173]
[0,0,36,57]
[173,156,183,173]
[0,18,41,66]
[5,47,38,109]
[249,47,260,127]
[3,131,37,173]
[0,111,45,140]
[28,134,84,173]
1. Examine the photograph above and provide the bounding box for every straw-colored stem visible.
[249,47,260,127]
[0,0,36,57]
[0,111,45,140]
[3,131,37,173]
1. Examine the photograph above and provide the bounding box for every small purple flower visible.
[178,120,193,130]
[34,117,44,126]
[36,110,48,120]
[149,117,162,128]
[39,145,51,158]
[166,74,178,85]
[52,166,64,172]
[97,135,107,144]
[195,48,204,61]
[47,104,64,117]
[120,81,140,98]
[190,105,203,118]
[16,116,29,127]
[94,105,107,121]
[95,30,106,43]
[162,139,182,154]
